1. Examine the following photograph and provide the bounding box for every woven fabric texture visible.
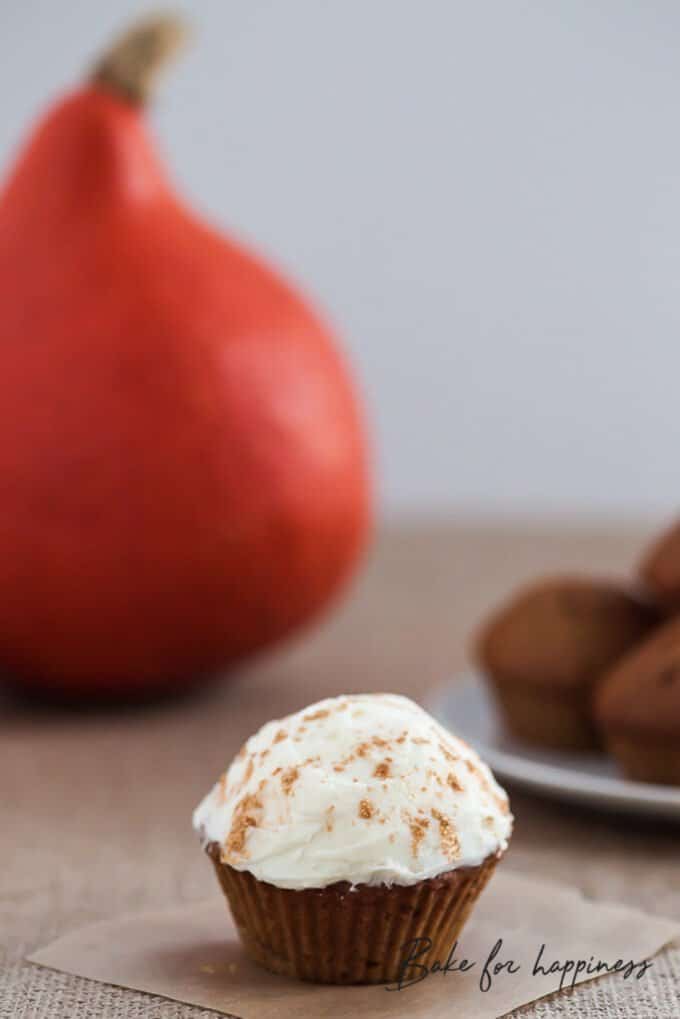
[2,524,679,1018]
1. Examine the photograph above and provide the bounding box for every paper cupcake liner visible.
[207,843,499,984]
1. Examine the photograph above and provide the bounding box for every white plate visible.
[427,670,680,821]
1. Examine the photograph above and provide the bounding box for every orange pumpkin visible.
[0,17,371,698]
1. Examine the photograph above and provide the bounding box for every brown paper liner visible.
[206,843,499,984]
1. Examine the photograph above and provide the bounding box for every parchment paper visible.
[28,870,680,1019]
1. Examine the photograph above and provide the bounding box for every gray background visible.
[1,1,678,519]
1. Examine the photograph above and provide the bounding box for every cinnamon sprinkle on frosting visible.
[304,708,330,722]
[447,772,464,793]
[280,767,299,795]
[439,743,458,764]
[408,813,430,857]
[431,808,460,861]
[224,793,262,860]
[358,799,375,820]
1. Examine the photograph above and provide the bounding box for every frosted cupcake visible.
[193,693,512,984]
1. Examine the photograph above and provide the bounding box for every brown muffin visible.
[476,577,658,750]
[594,617,680,784]
[639,519,680,610]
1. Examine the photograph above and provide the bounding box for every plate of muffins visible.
[430,519,680,819]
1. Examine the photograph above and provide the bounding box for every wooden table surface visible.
[2,520,679,1019]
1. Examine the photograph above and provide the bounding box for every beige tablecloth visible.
[2,520,679,1018]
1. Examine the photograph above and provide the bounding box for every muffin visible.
[476,577,657,750]
[193,693,512,984]
[594,617,680,784]
[639,518,680,611]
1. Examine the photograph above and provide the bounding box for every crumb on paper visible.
[199,960,239,977]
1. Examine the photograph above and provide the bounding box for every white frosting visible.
[193,693,512,890]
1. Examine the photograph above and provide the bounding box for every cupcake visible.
[476,577,657,750]
[639,518,680,611]
[193,693,512,984]
[594,617,680,784]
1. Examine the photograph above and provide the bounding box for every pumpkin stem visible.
[90,13,189,105]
